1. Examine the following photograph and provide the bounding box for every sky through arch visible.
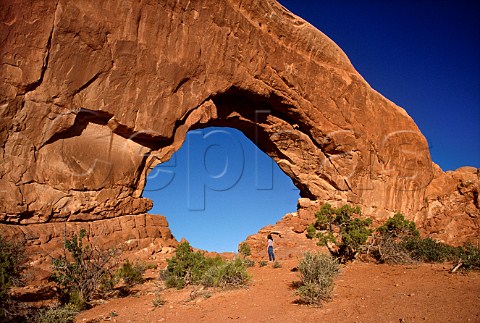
[143,127,300,252]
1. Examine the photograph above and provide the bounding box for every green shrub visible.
[457,242,480,270]
[202,257,250,288]
[307,206,480,271]
[220,258,250,287]
[373,214,452,264]
[373,214,480,270]
[35,303,79,323]
[161,242,210,289]
[372,213,419,264]
[51,229,116,310]
[145,263,158,270]
[295,251,340,305]
[307,204,372,263]
[243,258,255,267]
[238,242,251,257]
[161,242,250,289]
[98,270,118,294]
[152,293,166,308]
[377,213,419,238]
[116,260,145,287]
[401,237,454,263]
[259,260,268,267]
[0,233,27,320]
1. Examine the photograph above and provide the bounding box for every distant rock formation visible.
[1,0,478,252]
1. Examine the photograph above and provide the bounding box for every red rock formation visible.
[0,0,478,252]
[242,210,320,261]
[0,214,177,266]
[423,166,480,244]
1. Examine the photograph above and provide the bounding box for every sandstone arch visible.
[1,0,478,247]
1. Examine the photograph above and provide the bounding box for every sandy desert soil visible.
[74,259,480,323]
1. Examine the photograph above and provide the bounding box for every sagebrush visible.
[35,303,79,323]
[295,251,340,305]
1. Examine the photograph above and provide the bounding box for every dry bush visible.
[51,229,117,310]
[295,251,340,306]
[0,232,28,320]
[370,235,414,265]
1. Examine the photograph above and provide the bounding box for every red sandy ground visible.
[75,259,480,323]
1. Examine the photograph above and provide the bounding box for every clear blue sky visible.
[144,128,300,252]
[144,1,480,252]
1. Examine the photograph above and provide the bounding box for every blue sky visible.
[278,0,480,171]
[144,1,480,252]
[144,128,300,252]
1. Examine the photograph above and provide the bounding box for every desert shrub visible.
[372,214,480,269]
[307,204,372,263]
[98,270,118,295]
[370,235,414,265]
[456,242,480,270]
[273,261,282,268]
[373,214,456,264]
[243,258,255,267]
[152,292,166,308]
[51,229,116,310]
[219,258,250,287]
[371,214,419,264]
[161,242,249,289]
[145,263,158,270]
[161,242,210,289]
[238,242,251,257]
[0,233,27,320]
[259,260,268,267]
[35,303,79,323]
[116,260,145,287]
[295,251,340,305]
[401,237,454,263]
[306,207,480,271]
[202,257,250,288]
[377,213,419,238]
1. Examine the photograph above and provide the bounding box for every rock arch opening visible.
[2,0,477,255]
[143,126,300,252]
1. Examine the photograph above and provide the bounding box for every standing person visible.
[267,234,275,261]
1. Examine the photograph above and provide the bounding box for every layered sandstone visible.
[0,213,177,267]
[0,0,478,249]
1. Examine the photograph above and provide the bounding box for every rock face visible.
[0,213,177,268]
[242,211,321,261]
[424,166,480,243]
[0,0,478,248]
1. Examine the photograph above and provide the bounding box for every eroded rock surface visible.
[0,213,177,268]
[1,0,478,248]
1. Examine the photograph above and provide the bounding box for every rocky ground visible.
[71,259,480,323]
[11,212,480,323]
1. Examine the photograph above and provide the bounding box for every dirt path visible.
[75,260,480,323]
